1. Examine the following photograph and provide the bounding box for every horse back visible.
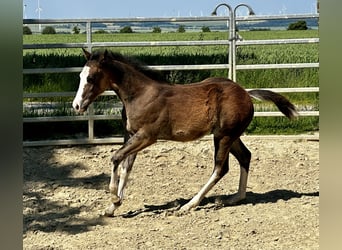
[156,77,254,141]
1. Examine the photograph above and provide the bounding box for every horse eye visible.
[87,76,95,83]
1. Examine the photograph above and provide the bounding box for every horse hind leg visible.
[225,138,251,205]
[179,136,232,212]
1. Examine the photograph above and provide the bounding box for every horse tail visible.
[248,89,298,119]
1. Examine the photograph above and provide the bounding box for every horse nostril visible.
[75,104,80,111]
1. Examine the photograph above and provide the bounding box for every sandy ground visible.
[23,135,319,249]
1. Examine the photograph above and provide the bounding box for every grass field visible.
[23,30,319,138]
[23,30,318,63]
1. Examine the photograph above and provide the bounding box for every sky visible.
[23,0,318,19]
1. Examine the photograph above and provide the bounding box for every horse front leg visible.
[117,153,137,199]
[104,153,137,216]
[104,162,122,216]
[117,119,138,201]
[104,131,154,217]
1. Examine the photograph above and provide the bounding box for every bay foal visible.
[73,49,298,216]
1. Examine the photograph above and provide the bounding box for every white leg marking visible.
[117,164,131,199]
[237,167,248,197]
[104,164,120,217]
[104,161,133,217]
[109,164,120,202]
[180,171,219,212]
[227,167,248,204]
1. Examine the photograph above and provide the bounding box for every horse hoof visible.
[225,194,246,205]
[178,203,194,214]
[102,208,115,217]
[175,207,191,217]
[102,203,116,217]
[111,195,121,204]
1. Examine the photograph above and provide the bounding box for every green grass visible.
[23,30,318,44]
[245,116,319,135]
[23,30,319,138]
[23,31,318,63]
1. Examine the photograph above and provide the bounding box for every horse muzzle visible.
[72,99,90,113]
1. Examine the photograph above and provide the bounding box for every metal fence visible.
[23,14,319,146]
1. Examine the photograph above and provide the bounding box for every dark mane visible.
[90,50,169,83]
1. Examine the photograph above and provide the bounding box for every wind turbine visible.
[23,3,27,19]
[281,4,287,15]
[36,0,43,31]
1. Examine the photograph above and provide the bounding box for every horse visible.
[72,49,298,217]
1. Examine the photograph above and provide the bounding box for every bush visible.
[23,26,32,35]
[152,26,161,33]
[287,21,308,30]
[94,29,108,34]
[177,25,186,33]
[120,26,133,33]
[202,26,211,32]
[42,26,56,34]
[72,26,80,34]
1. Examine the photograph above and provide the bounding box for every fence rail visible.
[23,14,319,24]
[23,62,319,75]
[23,14,319,146]
[23,86,319,124]
[23,38,319,50]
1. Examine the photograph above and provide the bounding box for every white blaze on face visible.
[72,66,90,111]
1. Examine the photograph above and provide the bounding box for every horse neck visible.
[108,62,155,104]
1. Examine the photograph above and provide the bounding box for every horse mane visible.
[90,50,169,83]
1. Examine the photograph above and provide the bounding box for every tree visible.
[72,25,80,34]
[177,25,185,33]
[152,26,161,33]
[23,26,32,35]
[287,20,308,30]
[42,26,56,34]
[202,26,211,32]
[120,26,133,33]
[94,29,108,34]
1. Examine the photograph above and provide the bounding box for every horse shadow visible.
[23,172,109,235]
[23,147,110,235]
[120,190,319,218]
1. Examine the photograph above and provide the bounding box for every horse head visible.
[72,48,114,113]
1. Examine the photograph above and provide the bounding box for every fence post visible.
[86,21,95,140]
[228,19,233,80]
[88,105,94,140]
[86,21,92,51]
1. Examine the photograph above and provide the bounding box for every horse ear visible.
[100,49,110,65]
[82,48,91,60]
[104,49,109,59]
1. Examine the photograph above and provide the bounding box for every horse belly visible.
[168,104,215,141]
[171,128,210,142]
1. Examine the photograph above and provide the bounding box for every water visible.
[103,18,318,34]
